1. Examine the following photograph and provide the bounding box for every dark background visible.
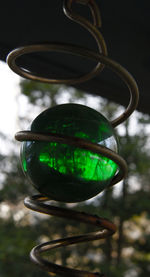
[0,0,150,114]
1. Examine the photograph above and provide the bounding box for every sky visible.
[0,61,20,138]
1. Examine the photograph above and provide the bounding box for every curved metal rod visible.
[15,130,128,187]
[64,0,102,28]
[8,1,139,276]
[6,43,102,85]
[10,44,139,126]
[24,194,116,276]
[63,0,107,63]
[7,0,107,85]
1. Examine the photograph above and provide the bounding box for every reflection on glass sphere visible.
[21,103,118,202]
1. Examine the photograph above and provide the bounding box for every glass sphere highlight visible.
[21,103,118,202]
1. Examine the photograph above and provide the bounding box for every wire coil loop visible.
[24,195,116,277]
[7,0,107,85]
[7,0,139,276]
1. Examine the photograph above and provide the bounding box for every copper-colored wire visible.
[15,130,127,187]
[24,195,115,277]
[7,0,107,85]
[7,0,139,276]
[7,43,139,127]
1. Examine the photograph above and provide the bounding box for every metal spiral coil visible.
[7,0,139,276]
[24,194,116,277]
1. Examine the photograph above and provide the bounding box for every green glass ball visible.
[21,103,118,202]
